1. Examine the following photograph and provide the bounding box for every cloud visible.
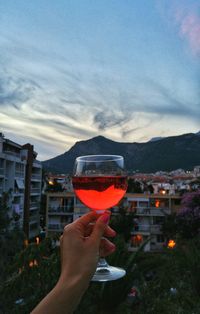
[0,27,199,160]
[0,74,39,108]
[157,0,200,57]
[175,5,200,56]
[140,79,200,120]
[93,110,130,130]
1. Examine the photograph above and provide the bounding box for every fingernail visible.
[110,243,116,252]
[101,213,110,224]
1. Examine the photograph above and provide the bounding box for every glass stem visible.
[97,257,109,268]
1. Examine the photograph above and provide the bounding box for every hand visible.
[59,211,116,287]
[31,211,116,314]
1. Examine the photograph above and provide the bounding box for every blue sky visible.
[0,0,199,160]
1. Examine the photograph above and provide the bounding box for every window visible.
[156,235,165,243]
[15,179,25,189]
[153,216,164,225]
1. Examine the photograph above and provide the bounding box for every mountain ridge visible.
[42,132,200,174]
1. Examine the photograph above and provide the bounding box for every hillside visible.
[42,133,200,173]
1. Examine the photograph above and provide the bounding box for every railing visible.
[130,207,170,216]
[48,206,74,213]
[15,171,24,177]
[151,243,164,251]
[30,202,39,209]
[48,222,72,231]
[31,188,41,194]
[132,223,163,234]
[12,204,23,212]
[150,224,162,233]
[33,160,42,165]
[29,215,40,223]
[132,224,151,233]
[29,215,39,221]
[13,188,24,194]
[32,173,41,179]
[4,150,20,158]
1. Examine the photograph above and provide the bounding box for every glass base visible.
[91,265,126,282]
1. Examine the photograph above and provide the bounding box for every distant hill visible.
[42,133,200,174]
[148,137,165,142]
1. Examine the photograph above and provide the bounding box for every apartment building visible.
[45,190,181,252]
[0,133,42,239]
[46,191,89,237]
[125,193,181,252]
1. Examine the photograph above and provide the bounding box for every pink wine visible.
[72,176,127,212]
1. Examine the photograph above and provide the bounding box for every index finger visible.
[74,210,111,229]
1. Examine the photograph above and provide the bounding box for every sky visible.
[0,0,200,160]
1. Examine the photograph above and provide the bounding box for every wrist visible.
[57,272,90,296]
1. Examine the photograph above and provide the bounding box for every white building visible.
[0,133,42,239]
[46,192,89,237]
[125,193,181,252]
[45,190,181,252]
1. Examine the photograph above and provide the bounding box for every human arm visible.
[31,211,116,314]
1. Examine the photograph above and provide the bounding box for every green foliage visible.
[176,190,200,239]
[132,239,200,314]
[75,235,142,314]
[127,178,142,193]
[162,190,200,241]
[2,189,200,313]
[110,204,135,241]
[0,238,61,314]
[0,192,25,282]
[162,212,178,239]
[0,191,12,231]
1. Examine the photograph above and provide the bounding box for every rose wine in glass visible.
[72,155,128,281]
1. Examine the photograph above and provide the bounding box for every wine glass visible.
[72,155,128,282]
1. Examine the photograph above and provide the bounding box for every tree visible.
[176,190,200,239]
[0,238,60,313]
[162,190,200,241]
[110,202,135,242]
[0,192,25,282]
[0,191,11,231]
[127,179,142,193]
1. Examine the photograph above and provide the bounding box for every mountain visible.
[42,133,200,173]
[148,137,165,142]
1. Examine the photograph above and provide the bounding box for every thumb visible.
[90,213,110,246]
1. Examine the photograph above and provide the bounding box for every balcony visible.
[48,222,71,231]
[150,224,162,233]
[0,168,4,176]
[30,202,39,210]
[13,188,24,195]
[134,207,170,216]
[12,203,23,212]
[48,206,74,214]
[15,171,24,178]
[29,214,40,223]
[31,188,41,194]
[4,150,20,158]
[31,173,41,180]
[131,224,151,233]
[151,242,164,252]
[33,160,42,168]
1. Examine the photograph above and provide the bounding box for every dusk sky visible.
[0,0,200,160]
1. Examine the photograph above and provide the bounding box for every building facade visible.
[45,190,181,252]
[125,193,181,252]
[0,133,42,239]
[46,191,89,237]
